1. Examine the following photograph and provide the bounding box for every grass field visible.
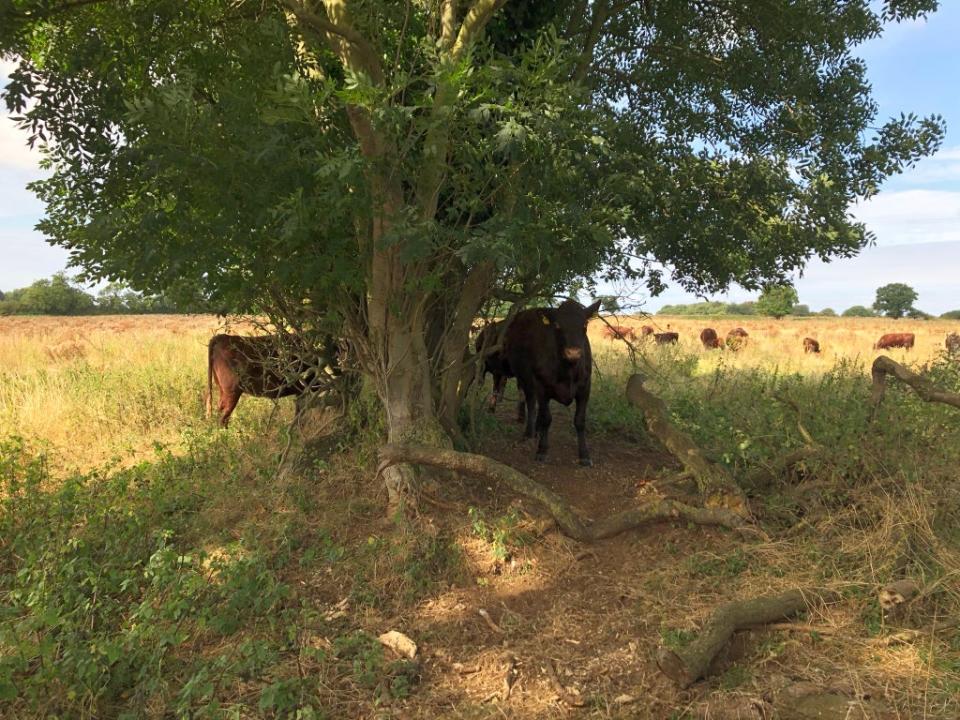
[1,314,959,718]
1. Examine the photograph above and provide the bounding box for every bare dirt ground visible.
[352,400,910,720]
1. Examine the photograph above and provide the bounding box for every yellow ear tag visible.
[541,315,550,325]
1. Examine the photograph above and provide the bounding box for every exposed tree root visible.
[625,374,749,514]
[871,355,960,415]
[656,588,839,688]
[377,444,757,542]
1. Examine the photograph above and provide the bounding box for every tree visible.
[843,305,876,317]
[15,273,95,315]
[791,304,811,317]
[2,0,945,507]
[874,283,919,318]
[941,310,960,320]
[819,308,837,317]
[598,295,621,313]
[756,285,799,319]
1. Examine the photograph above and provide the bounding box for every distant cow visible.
[505,299,602,466]
[205,334,338,427]
[803,337,821,354]
[726,327,749,350]
[602,324,637,342]
[640,325,655,336]
[475,321,513,412]
[654,332,679,345]
[700,328,721,349]
[946,333,960,354]
[874,333,915,351]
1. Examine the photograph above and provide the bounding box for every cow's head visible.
[554,299,602,363]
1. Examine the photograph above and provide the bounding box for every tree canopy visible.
[2,0,946,492]
[756,284,799,319]
[873,282,919,318]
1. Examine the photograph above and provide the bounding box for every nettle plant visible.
[2,0,944,504]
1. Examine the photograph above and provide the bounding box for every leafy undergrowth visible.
[1,351,959,718]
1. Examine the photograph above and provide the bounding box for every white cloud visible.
[852,189,960,246]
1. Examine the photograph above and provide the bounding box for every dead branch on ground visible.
[625,374,748,514]
[871,355,960,418]
[377,445,758,542]
[656,588,838,688]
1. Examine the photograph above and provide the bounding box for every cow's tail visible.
[205,338,215,419]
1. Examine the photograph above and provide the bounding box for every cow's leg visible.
[516,398,526,424]
[534,390,552,462]
[574,386,592,467]
[515,376,537,439]
[487,373,505,413]
[216,371,242,428]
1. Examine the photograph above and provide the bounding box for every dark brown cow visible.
[946,333,960,354]
[699,328,721,349]
[205,334,337,427]
[640,325,655,336]
[803,337,821,354]
[505,299,602,466]
[475,321,513,413]
[726,327,749,351]
[654,332,679,344]
[602,324,638,341]
[873,333,915,351]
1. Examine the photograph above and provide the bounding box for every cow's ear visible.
[585,300,603,318]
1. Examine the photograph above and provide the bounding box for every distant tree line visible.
[657,283,959,320]
[0,273,213,315]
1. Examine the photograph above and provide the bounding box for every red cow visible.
[640,325,655,336]
[602,325,638,341]
[654,332,679,344]
[205,334,337,427]
[505,299,602,466]
[726,327,749,350]
[874,333,915,350]
[803,337,821,354]
[699,328,721,349]
[945,333,960,354]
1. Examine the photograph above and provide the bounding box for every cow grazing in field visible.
[654,332,679,345]
[505,299,602,466]
[726,327,749,350]
[699,328,721,349]
[640,325,655,337]
[946,333,960,354]
[205,334,338,427]
[873,333,915,351]
[803,337,821,354]
[475,321,513,412]
[602,324,638,342]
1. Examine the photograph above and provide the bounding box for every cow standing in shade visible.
[475,321,513,413]
[505,299,602,466]
[874,333,915,351]
[206,334,338,427]
[700,328,721,349]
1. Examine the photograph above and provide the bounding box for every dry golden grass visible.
[0,314,276,474]
[589,314,960,375]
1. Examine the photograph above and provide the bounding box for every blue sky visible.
[2,4,959,312]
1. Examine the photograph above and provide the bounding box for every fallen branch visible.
[656,588,837,688]
[871,355,960,417]
[377,444,757,542]
[625,374,748,515]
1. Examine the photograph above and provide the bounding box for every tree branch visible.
[871,354,960,420]
[440,0,458,51]
[450,0,508,61]
[377,444,757,542]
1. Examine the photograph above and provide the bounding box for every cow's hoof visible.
[579,458,593,468]
[535,453,547,463]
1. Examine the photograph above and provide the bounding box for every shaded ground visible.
[321,399,884,719]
